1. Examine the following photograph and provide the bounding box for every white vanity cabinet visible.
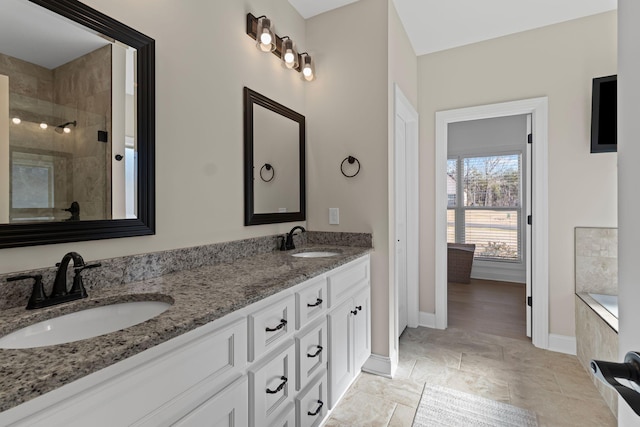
[0,254,370,427]
[326,257,371,409]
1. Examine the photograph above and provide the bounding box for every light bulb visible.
[64,127,71,134]
[12,117,21,125]
[284,51,295,64]
[40,123,48,129]
[303,67,312,77]
[260,31,272,46]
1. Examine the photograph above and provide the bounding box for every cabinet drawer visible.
[172,376,248,427]
[327,257,369,307]
[249,295,296,362]
[249,341,296,427]
[270,402,296,427]
[295,276,327,329]
[296,318,327,391]
[296,371,328,427]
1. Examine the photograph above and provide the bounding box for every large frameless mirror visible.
[0,0,155,248]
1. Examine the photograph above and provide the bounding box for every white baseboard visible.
[362,354,393,378]
[418,311,437,328]
[548,334,577,355]
[471,264,525,284]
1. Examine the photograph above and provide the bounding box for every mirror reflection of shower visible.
[10,117,77,134]
[55,120,77,134]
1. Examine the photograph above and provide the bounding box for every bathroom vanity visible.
[0,248,371,427]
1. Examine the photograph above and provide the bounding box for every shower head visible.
[55,120,77,134]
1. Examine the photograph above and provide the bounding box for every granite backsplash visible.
[0,231,373,310]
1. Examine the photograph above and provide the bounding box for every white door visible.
[395,114,408,337]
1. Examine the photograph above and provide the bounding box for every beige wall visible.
[0,0,307,273]
[305,0,390,356]
[418,12,618,337]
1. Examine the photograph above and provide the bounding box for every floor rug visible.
[412,385,538,427]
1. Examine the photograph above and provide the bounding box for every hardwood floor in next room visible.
[448,278,527,341]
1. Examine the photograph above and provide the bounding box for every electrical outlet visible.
[329,208,339,225]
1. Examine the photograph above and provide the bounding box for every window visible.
[11,152,55,209]
[447,153,522,262]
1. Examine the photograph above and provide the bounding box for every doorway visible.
[446,115,530,339]
[434,98,550,350]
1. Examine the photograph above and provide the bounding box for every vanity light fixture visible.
[281,37,298,69]
[12,117,21,125]
[246,13,315,81]
[300,53,315,81]
[255,16,276,52]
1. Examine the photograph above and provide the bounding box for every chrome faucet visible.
[282,226,306,250]
[7,251,101,310]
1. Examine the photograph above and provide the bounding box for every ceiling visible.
[289,0,617,56]
[0,0,109,69]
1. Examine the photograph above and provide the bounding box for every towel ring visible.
[260,163,275,182]
[340,156,360,178]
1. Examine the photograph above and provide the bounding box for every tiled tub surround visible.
[574,227,618,417]
[0,232,372,413]
[575,227,617,295]
[575,295,618,417]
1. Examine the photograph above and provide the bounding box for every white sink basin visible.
[291,251,340,258]
[0,301,171,349]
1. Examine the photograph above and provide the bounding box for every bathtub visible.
[588,293,618,318]
[577,292,618,333]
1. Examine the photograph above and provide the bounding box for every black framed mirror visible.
[0,0,155,248]
[244,87,305,225]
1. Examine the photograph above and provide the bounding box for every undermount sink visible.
[0,300,171,349]
[291,251,340,258]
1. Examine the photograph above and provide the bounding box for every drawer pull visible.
[307,298,323,308]
[356,305,362,311]
[351,309,358,315]
[307,345,323,358]
[308,400,324,416]
[266,319,287,332]
[266,376,288,394]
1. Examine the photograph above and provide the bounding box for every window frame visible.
[447,150,524,263]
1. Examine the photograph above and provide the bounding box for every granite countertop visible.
[0,245,371,413]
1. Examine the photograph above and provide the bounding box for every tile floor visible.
[324,327,617,427]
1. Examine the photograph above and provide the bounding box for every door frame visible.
[392,84,420,356]
[434,97,549,349]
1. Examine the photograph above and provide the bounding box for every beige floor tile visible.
[329,327,615,427]
[554,370,603,400]
[394,357,416,379]
[411,364,511,404]
[388,403,417,427]
[350,372,423,408]
[460,352,562,394]
[327,389,396,427]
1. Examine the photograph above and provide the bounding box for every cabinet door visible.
[353,288,371,371]
[327,297,354,409]
[173,376,248,427]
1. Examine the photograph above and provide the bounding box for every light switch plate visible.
[329,208,339,225]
